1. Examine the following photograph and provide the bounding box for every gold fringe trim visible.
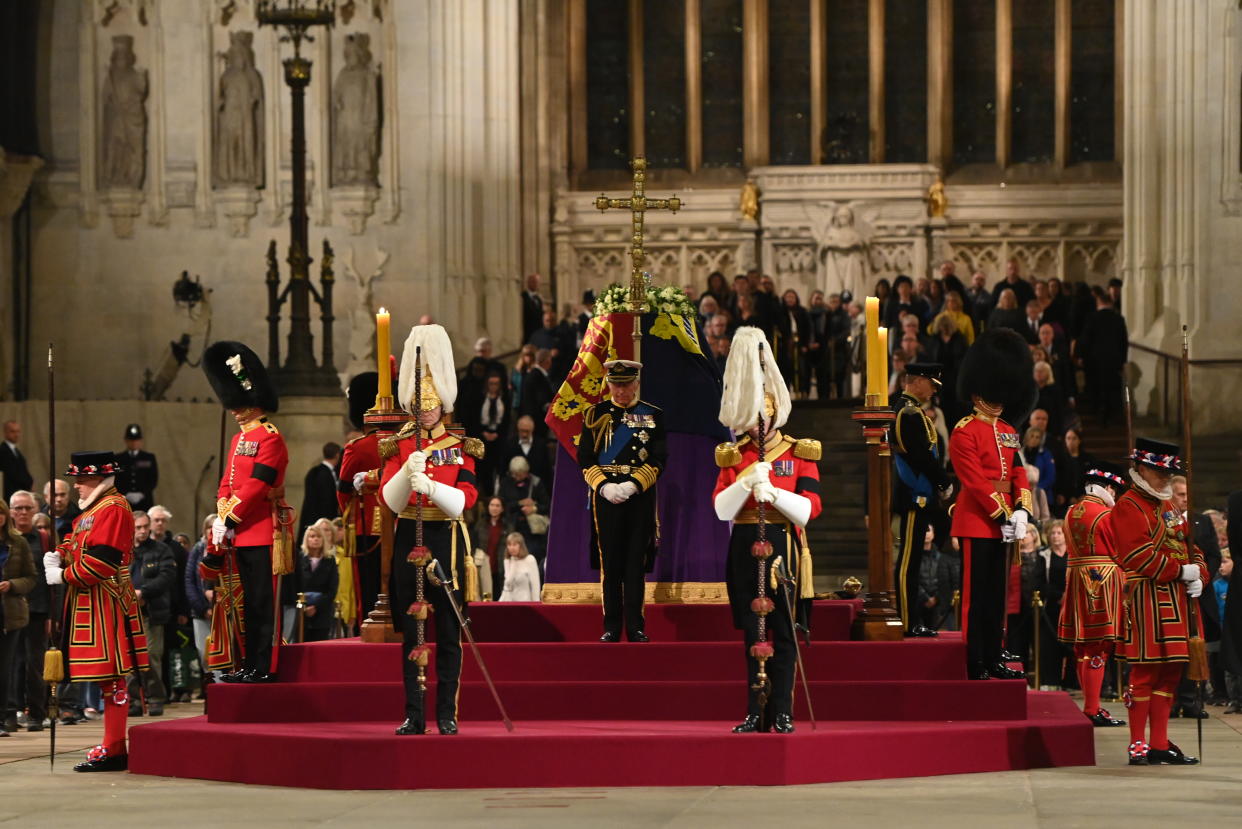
[540,581,729,604]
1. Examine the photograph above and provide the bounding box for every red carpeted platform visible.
[128,601,1095,788]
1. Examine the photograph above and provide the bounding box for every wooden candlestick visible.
[850,405,904,641]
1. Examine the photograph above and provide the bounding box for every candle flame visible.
[378,307,388,315]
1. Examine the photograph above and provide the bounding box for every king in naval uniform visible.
[42,450,150,772]
[380,324,483,736]
[949,328,1036,681]
[712,328,822,734]
[578,360,666,643]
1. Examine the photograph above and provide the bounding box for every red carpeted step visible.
[458,599,858,642]
[129,693,1092,790]
[205,676,1026,723]
[277,640,968,683]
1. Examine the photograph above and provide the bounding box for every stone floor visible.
[1,700,1241,828]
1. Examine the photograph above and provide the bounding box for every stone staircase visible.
[785,401,869,587]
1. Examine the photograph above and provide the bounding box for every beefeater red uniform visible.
[1112,479,1209,760]
[1058,492,1124,720]
[57,484,149,764]
[949,409,1033,674]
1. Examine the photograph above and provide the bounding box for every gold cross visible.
[595,157,682,313]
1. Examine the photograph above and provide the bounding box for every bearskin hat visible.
[955,327,1037,424]
[203,341,279,413]
[346,371,379,430]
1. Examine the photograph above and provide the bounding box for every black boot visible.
[986,661,1025,680]
[599,631,620,643]
[732,714,768,733]
[74,747,128,772]
[771,713,795,734]
[1087,708,1125,727]
[220,668,252,683]
[437,718,459,735]
[627,630,650,643]
[395,718,425,735]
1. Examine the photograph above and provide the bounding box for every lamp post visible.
[257,0,339,396]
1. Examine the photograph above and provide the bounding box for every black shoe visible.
[220,668,252,683]
[627,630,649,643]
[968,662,992,681]
[437,718,459,735]
[74,753,129,773]
[1180,707,1209,719]
[147,703,165,717]
[986,662,1025,680]
[1224,704,1242,715]
[1128,741,1149,765]
[1000,650,1022,663]
[772,713,795,734]
[732,714,769,733]
[128,704,143,717]
[26,722,44,732]
[905,625,938,638]
[1,719,17,734]
[599,631,620,643]
[1147,742,1200,765]
[243,672,279,684]
[395,718,425,735]
[1087,708,1125,727]
[59,715,79,726]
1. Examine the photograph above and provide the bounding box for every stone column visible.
[0,150,45,398]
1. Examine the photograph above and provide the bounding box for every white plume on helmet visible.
[397,324,458,414]
[718,327,790,433]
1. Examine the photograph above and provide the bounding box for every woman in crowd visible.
[775,289,812,399]
[296,524,339,642]
[185,513,218,688]
[473,495,511,597]
[926,279,946,318]
[703,271,732,309]
[509,344,538,414]
[929,290,976,345]
[319,518,353,634]
[1036,520,1072,689]
[0,500,36,737]
[930,314,969,424]
[498,532,541,602]
[735,292,764,331]
[1054,427,1094,513]
[987,288,1026,334]
[1033,361,1066,438]
[1008,522,1044,673]
[872,277,892,308]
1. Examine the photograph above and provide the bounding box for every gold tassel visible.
[271,502,296,575]
[464,553,480,602]
[43,646,65,683]
[799,543,815,600]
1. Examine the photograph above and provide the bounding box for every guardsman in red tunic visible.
[200,341,290,683]
[1057,466,1128,727]
[42,451,149,772]
[338,371,384,621]
[381,325,482,736]
[713,328,822,734]
[1113,438,1208,765]
[949,328,1036,680]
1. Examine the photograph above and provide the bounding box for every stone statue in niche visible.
[101,35,148,190]
[332,33,380,187]
[815,204,872,301]
[215,31,264,188]
[343,246,390,376]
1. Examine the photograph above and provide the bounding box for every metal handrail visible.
[1128,341,1242,431]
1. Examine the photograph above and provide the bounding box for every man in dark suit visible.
[991,258,1035,309]
[298,442,341,538]
[115,423,159,510]
[522,273,545,344]
[1076,292,1128,428]
[1021,301,1045,344]
[468,374,510,497]
[1,420,34,501]
[503,415,551,484]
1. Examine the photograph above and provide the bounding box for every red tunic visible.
[338,430,384,542]
[1112,488,1209,663]
[1057,494,1124,643]
[217,417,289,547]
[711,434,823,521]
[380,425,481,516]
[59,490,150,682]
[948,411,1033,539]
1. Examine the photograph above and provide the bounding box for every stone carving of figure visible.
[817,204,871,300]
[101,35,148,189]
[344,246,390,376]
[739,178,760,221]
[927,178,947,218]
[332,34,380,187]
[215,31,264,188]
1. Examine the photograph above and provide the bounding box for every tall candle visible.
[864,296,880,398]
[878,326,889,398]
[376,307,391,402]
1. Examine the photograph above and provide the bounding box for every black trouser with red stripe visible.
[962,538,1008,669]
[893,507,933,633]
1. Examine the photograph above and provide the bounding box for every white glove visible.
[405,451,427,475]
[738,462,773,492]
[43,550,62,571]
[45,565,64,586]
[616,481,639,501]
[353,471,369,493]
[211,518,229,545]
[600,483,626,504]
[1186,578,1203,599]
[752,481,778,504]
[1180,564,1201,583]
[409,471,436,496]
[1000,522,1017,543]
[1010,509,1029,543]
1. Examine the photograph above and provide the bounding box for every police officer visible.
[115,424,159,511]
[892,363,951,637]
[578,360,666,643]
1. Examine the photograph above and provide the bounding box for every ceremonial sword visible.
[774,556,817,730]
[428,560,514,732]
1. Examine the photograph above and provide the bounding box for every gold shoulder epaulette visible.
[378,421,414,461]
[263,421,280,435]
[715,442,742,468]
[954,414,975,431]
[793,438,822,461]
[462,437,485,460]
